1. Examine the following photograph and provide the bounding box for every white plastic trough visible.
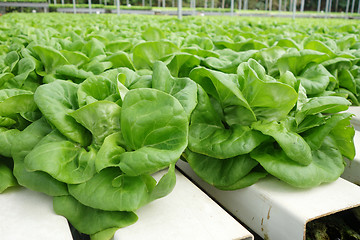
[177,161,360,240]
[342,130,360,185]
[115,168,253,240]
[0,187,72,240]
[347,106,360,131]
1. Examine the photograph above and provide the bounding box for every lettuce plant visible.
[184,58,354,189]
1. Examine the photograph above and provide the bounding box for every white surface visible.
[347,106,360,131]
[115,169,253,240]
[177,161,360,240]
[342,130,360,185]
[0,187,72,240]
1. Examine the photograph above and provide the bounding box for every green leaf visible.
[303,40,336,58]
[60,50,90,67]
[69,101,121,147]
[106,41,132,53]
[303,113,353,151]
[12,119,68,196]
[61,39,85,53]
[68,167,155,211]
[214,39,267,51]
[95,132,126,172]
[149,164,176,201]
[296,83,309,111]
[13,57,36,87]
[25,137,97,184]
[0,128,20,157]
[335,88,360,105]
[53,195,137,235]
[0,163,17,193]
[32,45,69,75]
[181,47,220,58]
[337,35,357,51]
[252,120,312,166]
[118,88,188,176]
[321,57,353,73]
[185,149,258,188]
[188,86,268,159]
[338,69,357,94]
[237,59,298,122]
[133,41,179,70]
[106,52,135,70]
[20,110,42,123]
[78,75,119,107]
[0,73,14,89]
[203,49,257,74]
[278,71,297,88]
[297,64,333,95]
[0,116,16,127]
[296,114,327,133]
[190,67,256,126]
[251,136,345,188]
[165,53,200,77]
[329,114,355,160]
[141,27,165,41]
[295,96,351,124]
[84,60,112,75]
[90,228,119,240]
[217,169,267,190]
[55,65,94,83]
[276,48,328,76]
[100,68,125,82]
[256,46,286,75]
[183,35,214,50]
[34,80,91,146]
[117,74,129,101]
[4,51,19,72]
[152,61,198,119]
[116,68,152,90]
[0,89,37,116]
[82,38,106,59]
[275,38,300,50]
[128,74,153,89]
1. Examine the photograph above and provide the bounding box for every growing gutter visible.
[347,106,360,131]
[177,160,360,240]
[0,187,72,240]
[115,169,253,240]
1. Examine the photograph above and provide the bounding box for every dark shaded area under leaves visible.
[68,222,90,240]
[306,207,360,240]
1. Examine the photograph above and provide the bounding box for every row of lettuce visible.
[0,0,230,13]
[48,4,230,12]
[0,13,359,239]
